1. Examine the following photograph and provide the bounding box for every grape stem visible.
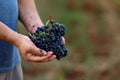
[45,19,50,25]
[45,16,52,25]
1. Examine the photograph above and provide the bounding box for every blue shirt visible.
[0,0,21,72]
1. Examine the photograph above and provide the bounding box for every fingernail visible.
[53,55,56,58]
[49,51,53,54]
[42,50,47,55]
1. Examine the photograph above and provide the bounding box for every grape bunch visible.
[28,19,68,60]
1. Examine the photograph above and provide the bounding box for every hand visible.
[16,34,56,62]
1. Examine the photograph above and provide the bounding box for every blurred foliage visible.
[18,0,120,80]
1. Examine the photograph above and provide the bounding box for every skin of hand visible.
[16,34,57,62]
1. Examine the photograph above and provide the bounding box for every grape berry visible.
[28,19,68,60]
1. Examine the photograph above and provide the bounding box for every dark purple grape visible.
[28,19,68,60]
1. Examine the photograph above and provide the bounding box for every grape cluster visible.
[28,19,68,60]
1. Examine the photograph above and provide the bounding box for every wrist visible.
[13,33,25,47]
[21,15,44,33]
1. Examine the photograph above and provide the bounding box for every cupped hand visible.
[16,34,56,62]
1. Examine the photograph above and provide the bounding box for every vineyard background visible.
[18,0,120,80]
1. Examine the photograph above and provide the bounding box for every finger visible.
[48,55,56,60]
[44,55,56,62]
[62,37,65,44]
[39,49,47,56]
[26,51,53,62]
[29,45,47,56]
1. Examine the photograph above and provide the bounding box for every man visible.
[0,0,58,80]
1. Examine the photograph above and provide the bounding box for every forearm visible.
[0,22,22,47]
[18,0,44,33]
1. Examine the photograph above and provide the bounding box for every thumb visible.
[62,37,65,44]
